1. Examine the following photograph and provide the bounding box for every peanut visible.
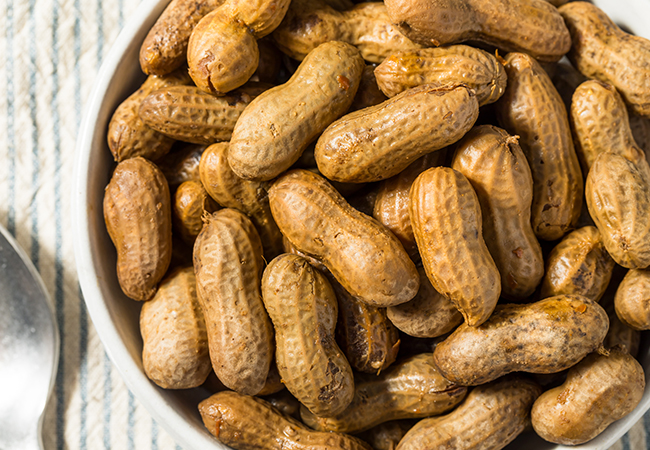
[316,84,478,183]
[496,52,583,241]
[199,142,283,259]
[349,64,388,112]
[172,180,219,244]
[395,377,542,450]
[586,152,650,269]
[198,391,372,450]
[140,267,211,389]
[409,167,500,327]
[272,0,420,63]
[157,143,205,189]
[356,421,414,450]
[531,349,645,445]
[301,353,467,433]
[384,0,570,62]
[139,83,268,145]
[193,208,274,395]
[228,41,365,181]
[433,295,609,386]
[374,46,506,106]
[261,253,355,417]
[540,226,614,302]
[452,125,543,300]
[603,293,640,357]
[615,269,650,331]
[269,169,419,307]
[107,69,190,162]
[559,1,650,118]
[103,157,172,301]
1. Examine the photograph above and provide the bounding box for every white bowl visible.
[72,1,650,449]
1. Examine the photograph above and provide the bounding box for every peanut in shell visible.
[172,180,219,244]
[615,269,650,331]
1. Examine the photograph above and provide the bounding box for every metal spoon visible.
[0,224,59,450]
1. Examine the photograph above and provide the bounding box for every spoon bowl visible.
[0,225,59,450]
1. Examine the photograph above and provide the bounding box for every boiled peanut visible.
[199,142,283,258]
[139,0,224,75]
[140,267,211,389]
[356,421,414,450]
[172,180,219,244]
[139,83,268,144]
[269,169,419,307]
[387,266,462,339]
[570,80,646,174]
[630,113,650,156]
[384,0,570,62]
[281,236,329,273]
[107,69,190,162]
[409,167,500,327]
[452,125,543,300]
[103,157,172,301]
[540,226,614,302]
[496,52,583,241]
[560,1,650,118]
[433,295,609,386]
[193,208,274,395]
[257,361,285,396]
[157,143,205,189]
[228,41,365,181]
[272,0,420,63]
[316,84,478,183]
[349,64,388,112]
[331,277,400,374]
[586,152,650,269]
[261,253,355,417]
[615,269,650,331]
[260,390,302,420]
[372,152,445,259]
[531,349,645,445]
[301,353,467,433]
[374,46,506,106]
[396,376,542,450]
[198,391,372,450]
[603,294,640,357]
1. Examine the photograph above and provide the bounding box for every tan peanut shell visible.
[349,64,388,112]
[198,391,372,450]
[269,169,420,307]
[433,295,609,386]
[316,84,478,183]
[630,113,650,156]
[172,180,219,244]
[331,277,400,374]
[193,208,273,395]
[140,267,211,389]
[540,226,614,302]
[452,125,543,300]
[257,361,285,396]
[139,0,224,75]
[560,2,650,118]
[356,421,414,450]
[261,253,355,417]
[372,152,445,259]
[395,377,542,450]
[615,269,650,331]
[409,167,500,327]
[387,266,462,338]
[571,80,647,174]
[497,52,583,241]
[139,84,268,145]
[282,236,329,273]
[104,157,172,301]
[272,0,420,63]
[586,152,650,269]
[107,69,191,162]
[300,353,467,434]
[199,142,283,259]
[374,46,506,106]
[531,350,645,445]
[157,143,205,189]
[602,285,641,357]
[228,41,365,181]
[384,0,570,62]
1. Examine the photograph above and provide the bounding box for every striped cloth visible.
[0,0,648,448]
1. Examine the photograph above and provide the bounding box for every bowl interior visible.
[73,1,650,449]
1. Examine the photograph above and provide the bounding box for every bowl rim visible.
[71,0,650,449]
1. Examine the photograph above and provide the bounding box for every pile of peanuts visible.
[103,0,650,448]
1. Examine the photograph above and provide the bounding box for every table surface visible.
[0,0,649,448]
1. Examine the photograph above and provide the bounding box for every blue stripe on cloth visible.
[28,0,40,269]
[118,0,123,30]
[103,352,111,450]
[128,391,136,450]
[5,0,16,236]
[151,419,158,450]
[97,0,103,64]
[621,432,631,450]
[50,1,67,449]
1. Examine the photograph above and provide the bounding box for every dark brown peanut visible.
[157,143,205,189]
[172,180,219,244]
